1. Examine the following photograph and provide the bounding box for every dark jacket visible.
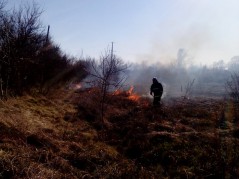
[150,80,163,98]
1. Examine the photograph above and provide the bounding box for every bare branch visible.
[87,45,128,124]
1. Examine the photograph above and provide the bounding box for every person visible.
[150,77,163,106]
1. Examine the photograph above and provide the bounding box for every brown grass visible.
[0,88,239,178]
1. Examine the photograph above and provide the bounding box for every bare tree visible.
[0,1,86,98]
[88,44,128,124]
[226,73,239,123]
[183,79,195,99]
[228,56,239,72]
[0,2,45,97]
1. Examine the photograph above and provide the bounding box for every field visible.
[0,88,239,178]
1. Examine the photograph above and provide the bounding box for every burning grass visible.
[1,88,239,178]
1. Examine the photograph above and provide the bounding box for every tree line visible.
[0,2,88,98]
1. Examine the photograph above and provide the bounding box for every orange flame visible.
[112,86,150,107]
[112,86,140,102]
[113,89,122,95]
[127,86,140,101]
[128,86,134,94]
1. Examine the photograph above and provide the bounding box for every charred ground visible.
[0,88,239,178]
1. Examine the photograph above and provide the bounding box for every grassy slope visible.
[0,88,239,178]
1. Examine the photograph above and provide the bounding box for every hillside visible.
[0,88,239,178]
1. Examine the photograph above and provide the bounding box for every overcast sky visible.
[7,0,239,66]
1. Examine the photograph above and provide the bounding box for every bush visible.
[0,2,88,98]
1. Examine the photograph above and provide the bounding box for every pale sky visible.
[7,0,239,65]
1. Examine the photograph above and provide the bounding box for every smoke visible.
[126,16,239,99]
[127,49,233,99]
[135,24,212,67]
[127,63,191,98]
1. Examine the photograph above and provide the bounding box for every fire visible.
[128,94,140,101]
[68,82,82,90]
[112,86,150,106]
[113,89,122,95]
[127,86,140,102]
[128,86,134,94]
[112,86,140,102]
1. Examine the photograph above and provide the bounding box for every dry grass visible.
[1,88,239,178]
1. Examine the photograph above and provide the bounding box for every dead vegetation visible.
[0,88,239,178]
